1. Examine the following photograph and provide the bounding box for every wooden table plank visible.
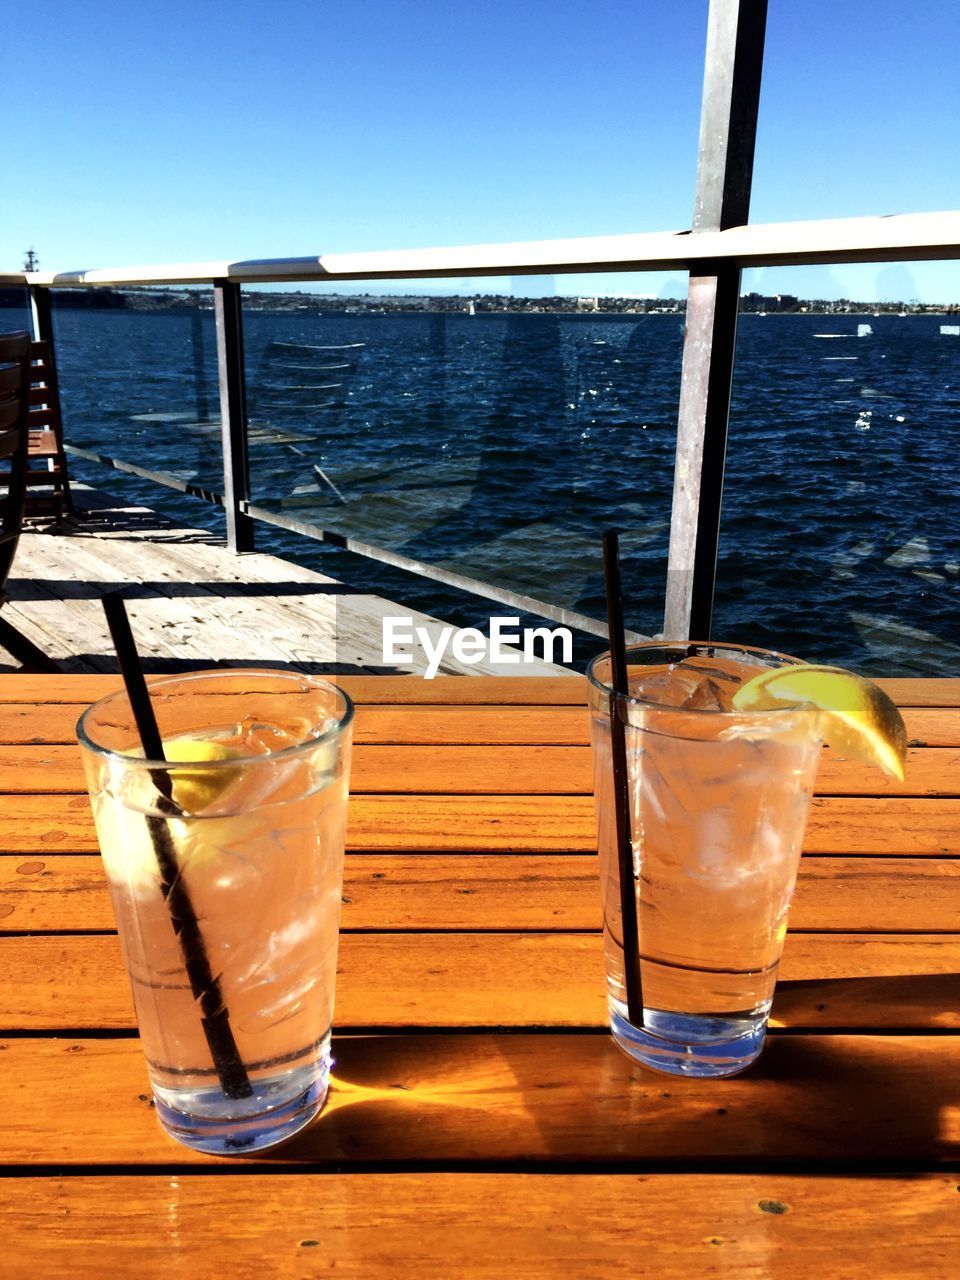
[3,1033,960,1167]
[351,793,960,855]
[6,854,960,935]
[2,792,956,855]
[3,932,959,1031]
[3,742,959,797]
[0,743,597,796]
[1,672,958,706]
[2,1173,958,1278]
[2,667,958,1268]
[0,853,602,932]
[0,674,592,706]
[3,702,595,746]
[4,701,958,748]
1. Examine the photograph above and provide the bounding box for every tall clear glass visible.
[78,669,353,1153]
[587,642,821,1077]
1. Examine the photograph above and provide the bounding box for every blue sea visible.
[4,303,959,674]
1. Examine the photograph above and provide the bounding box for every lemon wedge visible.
[95,739,243,889]
[731,665,907,780]
[166,738,242,814]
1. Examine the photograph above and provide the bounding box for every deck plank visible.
[3,487,565,676]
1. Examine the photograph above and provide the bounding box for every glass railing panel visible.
[50,289,223,533]
[714,286,960,675]
[241,278,685,646]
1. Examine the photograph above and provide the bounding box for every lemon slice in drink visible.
[167,738,242,814]
[96,739,242,889]
[731,665,907,780]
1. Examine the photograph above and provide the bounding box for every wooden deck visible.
[0,486,566,676]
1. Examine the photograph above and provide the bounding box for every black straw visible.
[102,594,165,760]
[102,594,253,1100]
[601,533,644,1027]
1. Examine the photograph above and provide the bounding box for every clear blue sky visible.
[5,1,960,300]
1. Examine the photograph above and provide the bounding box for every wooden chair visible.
[0,332,32,599]
[25,340,72,529]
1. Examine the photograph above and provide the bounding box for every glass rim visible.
[76,667,355,768]
[585,640,809,718]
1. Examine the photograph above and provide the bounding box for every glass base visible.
[153,1059,329,1154]
[610,1003,767,1078]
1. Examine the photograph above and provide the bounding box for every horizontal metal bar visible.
[64,445,644,642]
[242,501,646,643]
[64,445,227,506]
[4,210,959,289]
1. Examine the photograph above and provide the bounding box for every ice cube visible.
[628,663,740,711]
[679,677,728,711]
[235,719,291,755]
[629,664,709,708]
[674,656,767,710]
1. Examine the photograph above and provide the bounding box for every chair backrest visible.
[28,340,64,438]
[0,331,33,594]
[24,338,72,526]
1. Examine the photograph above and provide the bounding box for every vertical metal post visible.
[213,280,255,552]
[28,282,61,408]
[663,0,767,639]
[28,285,56,371]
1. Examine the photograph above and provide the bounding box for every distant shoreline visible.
[0,287,957,318]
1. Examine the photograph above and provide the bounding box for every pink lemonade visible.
[588,644,821,1077]
[79,671,352,1153]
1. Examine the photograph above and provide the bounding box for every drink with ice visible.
[587,643,821,1077]
[78,670,353,1152]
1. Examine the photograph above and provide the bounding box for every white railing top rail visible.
[3,210,960,289]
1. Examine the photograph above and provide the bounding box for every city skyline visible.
[5,2,960,301]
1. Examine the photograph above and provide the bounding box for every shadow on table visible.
[773,970,960,1031]
[252,1016,960,1167]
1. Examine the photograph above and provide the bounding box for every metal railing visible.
[5,0,959,641]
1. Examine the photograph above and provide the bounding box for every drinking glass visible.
[586,642,821,1077]
[78,669,353,1153]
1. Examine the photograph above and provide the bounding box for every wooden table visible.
[2,673,959,1275]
